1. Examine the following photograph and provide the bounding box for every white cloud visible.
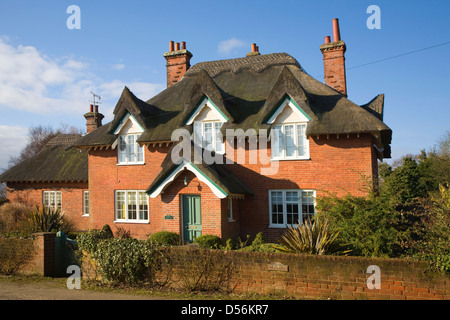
[218,38,246,55]
[0,125,28,171]
[0,38,163,116]
[112,63,125,70]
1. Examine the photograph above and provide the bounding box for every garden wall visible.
[222,250,449,300]
[0,233,55,277]
[2,234,448,300]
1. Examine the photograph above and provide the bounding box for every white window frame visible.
[271,123,309,160]
[114,190,149,223]
[117,133,145,165]
[268,189,316,228]
[43,191,62,210]
[227,198,234,222]
[82,191,89,216]
[193,120,225,153]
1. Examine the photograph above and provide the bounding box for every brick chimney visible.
[320,18,347,96]
[246,43,261,57]
[163,41,193,88]
[84,104,104,133]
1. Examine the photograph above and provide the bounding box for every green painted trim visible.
[184,95,229,125]
[112,112,145,134]
[264,94,311,124]
[146,163,181,195]
[146,161,228,198]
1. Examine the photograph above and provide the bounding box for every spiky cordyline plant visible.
[274,216,348,255]
[22,206,67,233]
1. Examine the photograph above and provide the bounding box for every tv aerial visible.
[90,91,102,106]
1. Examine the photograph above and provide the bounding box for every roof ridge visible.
[45,133,83,148]
[185,52,302,77]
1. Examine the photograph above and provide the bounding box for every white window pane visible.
[203,123,213,150]
[193,121,203,147]
[139,192,148,220]
[270,191,284,225]
[116,191,126,220]
[297,124,307,157]
[56,192,62,209]
[43,192,50,208]
[271,126,282,158]
[301,191,315,223]
[83,191,89,215]
[285,125,296,157]
[127,135,136,162]
[118,136,127,163]
[127,191,137,220]
[214,122,223,152]
[136,134,144,162]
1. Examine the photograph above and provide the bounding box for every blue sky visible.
[0,0,449,171]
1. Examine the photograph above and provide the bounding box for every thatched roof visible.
[75,52,391,158]
[0,134,88,183]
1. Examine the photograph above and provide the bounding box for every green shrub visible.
[149,231,180,246]
[316,194,404,257]
[77,227,114,254]
[193,234,222,249]
[236,232,278,253]
[92,238,164,285]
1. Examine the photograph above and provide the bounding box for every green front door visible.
[182,195,202,243]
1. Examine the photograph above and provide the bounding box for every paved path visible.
[0,278,170,300]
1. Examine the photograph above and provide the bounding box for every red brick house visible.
[1,19,391,242]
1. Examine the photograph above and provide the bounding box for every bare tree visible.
[7,124,83,168]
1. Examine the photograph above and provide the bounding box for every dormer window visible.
[186,96,228,153]
[266,96,311,160]
[118,134,144,164]
[194,121,224,153]
[113,113,145,165]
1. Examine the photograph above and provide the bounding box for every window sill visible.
[116,162,145,166]
[271,157,311,161]
[114,220,149,224]
[228,219,235,223]
[82,214,89,217]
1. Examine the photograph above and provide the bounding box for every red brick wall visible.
[175,249,449,300]
[87,145,170,238]
[6,182,89,231]
[225,133,375,241]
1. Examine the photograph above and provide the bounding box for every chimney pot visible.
[175,42,180,51]
[169,41,174,52]
[95,105,99,113]
[90,104,94,112]
[332,18,341,42]
[251,43,257,52]
[181,41,186,50]
[324,36,331,44]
